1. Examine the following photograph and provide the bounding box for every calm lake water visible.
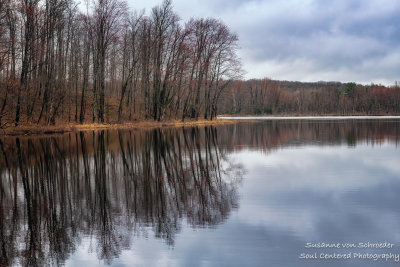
[1,119,400,266]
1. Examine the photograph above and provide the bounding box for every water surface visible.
[1,119,400,266]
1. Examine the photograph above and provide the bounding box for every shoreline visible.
[0,119,237,137]
[218,115,400,120]
[3,114,400,136]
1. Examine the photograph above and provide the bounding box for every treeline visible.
[0,0,241,127]
[219,79,400,115]
[273,80,345,92]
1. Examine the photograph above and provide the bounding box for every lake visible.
[1,119,400,266]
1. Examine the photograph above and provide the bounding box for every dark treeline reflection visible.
[0,127,242,266]
[218,119,400,151]
[1,120,399,266]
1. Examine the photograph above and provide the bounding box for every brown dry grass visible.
[1,119,237,136]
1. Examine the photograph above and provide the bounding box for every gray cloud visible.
[129,0,400,84]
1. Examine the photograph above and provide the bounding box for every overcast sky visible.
[128,0,400,85]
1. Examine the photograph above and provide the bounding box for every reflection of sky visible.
[66,143,400,267]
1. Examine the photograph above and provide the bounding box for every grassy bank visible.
[0,119,237,136]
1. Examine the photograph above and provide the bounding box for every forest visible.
[1,0,400,130]
[220,79,400,116]
[0,0,241,127]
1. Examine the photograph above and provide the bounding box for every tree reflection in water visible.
[1,120,396,266]
[0,126,243,266]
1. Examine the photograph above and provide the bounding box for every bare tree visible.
[92,0,126,122]
[117,12,142,121]
[15,0,39,126]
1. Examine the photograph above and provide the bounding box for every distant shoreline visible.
[218,115,400,120]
